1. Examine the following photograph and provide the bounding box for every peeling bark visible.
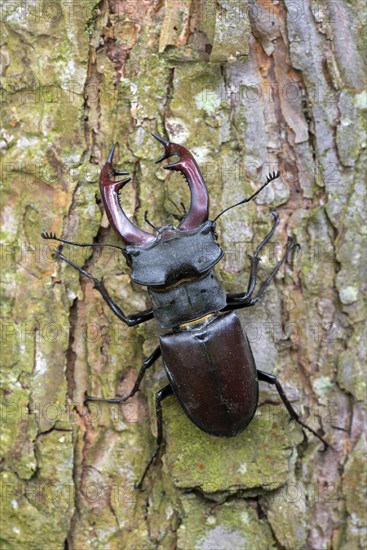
[1,1,366,549]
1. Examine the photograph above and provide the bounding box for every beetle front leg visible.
[243,239,300,306]
[54,248,153,326]
[257,370,328,450]
[226,211,279,304]
[136,384,173,491]
[225,238,299,310]
[85,346,161,404]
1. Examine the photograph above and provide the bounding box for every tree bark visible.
[1,1,366,548]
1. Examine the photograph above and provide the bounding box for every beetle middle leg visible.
[136,384,173,490]
[257,370,328,450]
[85,346,161,404]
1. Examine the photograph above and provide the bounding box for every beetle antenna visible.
[144,211,159,231]
[213,171,280,222]
[41,232,126,252]
[168,198,186,216]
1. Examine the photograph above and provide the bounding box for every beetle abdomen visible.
[160,311,258,437]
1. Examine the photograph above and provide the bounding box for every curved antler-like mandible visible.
[152,133,209,231]
[100,145,156,246]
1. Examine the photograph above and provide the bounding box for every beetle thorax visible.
[124,221,227,329]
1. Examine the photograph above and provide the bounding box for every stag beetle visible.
[42,133,327,489]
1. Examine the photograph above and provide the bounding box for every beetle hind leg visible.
[136,384,173,490]
[257,370,328,450]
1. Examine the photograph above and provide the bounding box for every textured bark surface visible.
[1,1,366,548]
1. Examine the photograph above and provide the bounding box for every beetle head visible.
[124,220,223,287]
[99,134,221,287]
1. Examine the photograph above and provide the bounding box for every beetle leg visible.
[85,346,161,404]
[136,384,173,491]
[257,370,328,450]
[225,238,299,310]
[54,248,153,326]
[227,211,279,303]
[244,239,300,306]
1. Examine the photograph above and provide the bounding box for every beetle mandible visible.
[42,133,327,489]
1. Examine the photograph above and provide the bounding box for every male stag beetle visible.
[42,133,327,489]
